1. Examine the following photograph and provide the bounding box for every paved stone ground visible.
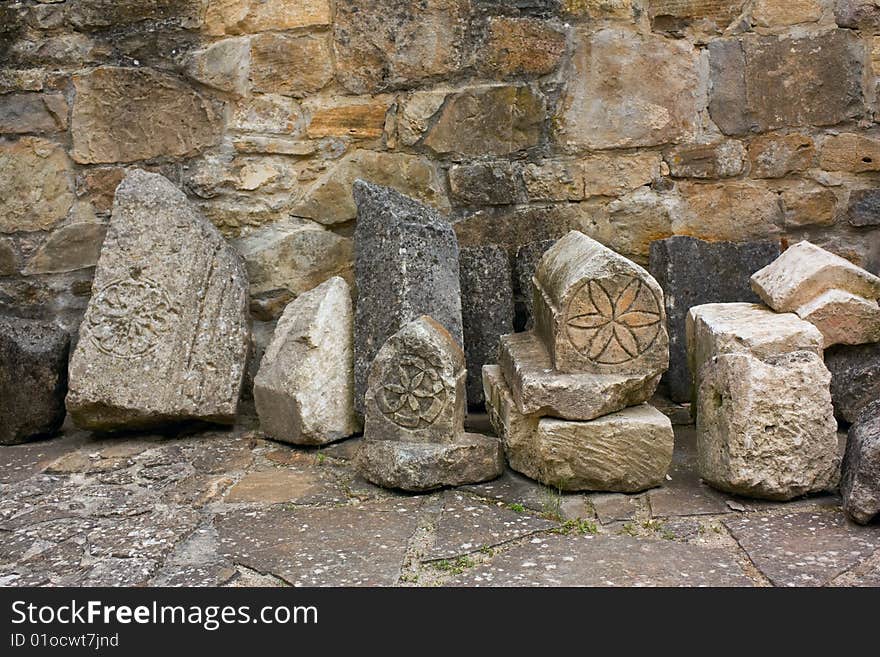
[2,403,878,587]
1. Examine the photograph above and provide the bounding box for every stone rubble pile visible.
[484,231,674,493]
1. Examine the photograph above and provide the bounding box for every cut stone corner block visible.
[841,402,880,526]
[696,350,839,501]
[533,230,669,376]
[750,240,880,347]
[254,276,361,446]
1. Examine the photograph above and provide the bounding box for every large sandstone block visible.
[353,181,463,414]
[459,245,514,406]
[204,0,332,36]
[696,351,840,501]
[835,0,880,30]
[480,16,566,78]
[358,317,502,491]
[708,31,862,135]
[482,364,539,463]
[71,67,222,164]
[66,170,250,431]
[649,236,780,402]
[841,402,880,525]
[254,277,360,446]
[0,137,74,233]
[498,331,660,421]
[249,33,333,97]
[533,231,669,376]
[825,343,880,424]
[0,92,67,134]
[686,302,824,405]
[555,27,702,151]
[0,316,69,445]
[751,241,880,347]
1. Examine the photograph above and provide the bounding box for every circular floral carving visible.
[565,276,662,365]
[376,353,450,429]
[88,277,174,358]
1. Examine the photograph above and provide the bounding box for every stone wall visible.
[2,0,880,335]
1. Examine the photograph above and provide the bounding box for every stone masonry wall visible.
[2,0,880,336]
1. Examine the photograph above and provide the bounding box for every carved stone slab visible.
[533,231,669,376]
[254,277,361,446]
[353,180,463,414]
[66,170,250,431]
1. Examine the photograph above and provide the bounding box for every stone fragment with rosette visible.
[533,231,669,376]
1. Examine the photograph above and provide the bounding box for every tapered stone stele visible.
[66,170,250,431]
[533,231,669,376]
[254,277,361,446]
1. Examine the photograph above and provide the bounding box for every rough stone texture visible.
[0,240,16,276]
[293,150,449,225]
[498,331,661,420]
[233,219,353,299]
[480,17,566,78]
[459,246,514,406]
[249,33,334,98]
[753,0,823,26]
[0,316,69,445]
[647,0,745,34]
[686,302,824,405]
[847,189,880,227]
[353,181,463,414]
[515,239,556,323]
[533,231,669,376]
[835,0,880,31]
[697,351,839,501]
[649,236,780,402]
[450,533,752,586]
[205,0,332,36]
[825,343,880,424]
[184,38,249,96]
[665,141,746,179]
[66,171,250,431]
[709,31,863,136]
[0,92,68,134]
[333,0,470,94]
[781,183,838,229]
[448,162,522,207]
[483,364,540,468]
[820,133,880,173]
[306,98,390,140]
[748,133,815,179]
[254,277,360,446]
[676,181,782,243]
[70,67,222,164]
[751,241,880,347]
[24,223,107,275]
[423,85,545,157]
[841,403,880,525]
[0,137,74,233]
[555,27,701,151]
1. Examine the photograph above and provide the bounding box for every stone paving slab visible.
[448,534,754,587]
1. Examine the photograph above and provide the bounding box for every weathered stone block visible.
[709,31,862,135]
[479,16,566,78]
[0,92,67,133]
[515,239,556,324]
[334,0,470,94]
[555,27,701,150]
[753,0,822,26]
[523,160,584,202]
[697,350,839,501]
[825,343,880,424]
[204,0,332,35]
[353,181,463,414]
[841,402,880,525]
[0,137,74,233]
[24,222,107,275]
[847,189,880,227]
[482,364,539,461]
[448,162,522,206]
[498,331,661,420]
[533,231,669,376]
[649,236,780,402]
[184,38,250,96]
[686,302,824,405]
[677,181,782,242]
[0,240,16,276]
[71,67,222,164]
[665,141,746,179]
[423,85,544,157]
[781,183,837,229]
[820,133,880,173]
[751,241,880,347]
[66,170,250,431]
[306,98,390,140]
[748,133,815,179]
[0,315,69,445]
[600,188,678,262]
[647,0,745,32]
[835,0,880,31]
[459,246,515,405]
[249,33,333,97]
[583,153,661,197]
[254,277,360,446]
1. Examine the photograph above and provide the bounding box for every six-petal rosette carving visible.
[88,277,174,358]
[565,275,662,365]
[376,352,450,429]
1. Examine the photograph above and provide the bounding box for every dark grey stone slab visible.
[0,315,69,445]
[724,511,880,586]
[825,342,880,424]
[216,499,422,586]
[459,245,514,405]
[448,534,753,586]
[847,188,880,226]
[649,236,780,401]
[841,402,880,525]
[353,180,463,414]
[514,239,556,327]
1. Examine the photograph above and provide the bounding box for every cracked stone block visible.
[841,402,880,525]
[353,180,463,414]
[358,316,502,492]
[254,277,361,446]
[751,241,880,347]
[697,351,839,501]
[0,316,70,445]
[825,342,880,424]
[686,302,823,407]
[66,170,250,431]
[533,231,669,377]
